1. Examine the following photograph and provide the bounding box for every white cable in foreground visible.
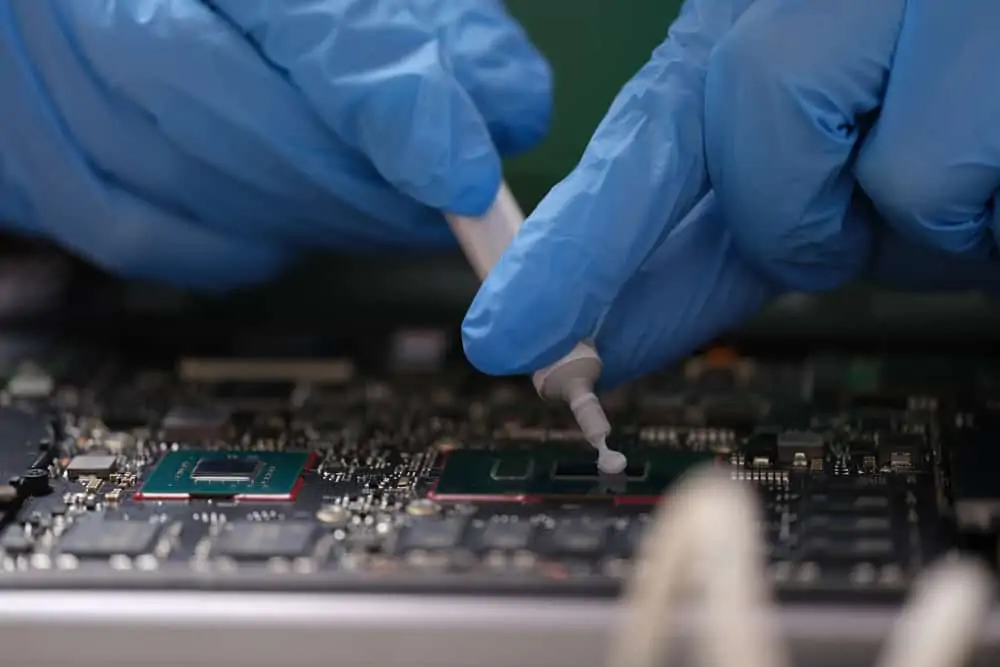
[613,465,992,667]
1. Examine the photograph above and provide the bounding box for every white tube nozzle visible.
[446,182,627,474]
[531,342,626,474]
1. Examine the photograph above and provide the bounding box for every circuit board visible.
[0,334,997,602]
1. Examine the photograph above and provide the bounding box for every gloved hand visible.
[464,0,1000,389]
[0,0,551,291]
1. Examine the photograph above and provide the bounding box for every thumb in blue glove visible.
[463,0,1000,389]
[0,0,551,290]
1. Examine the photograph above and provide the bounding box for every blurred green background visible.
[502,0,679,207]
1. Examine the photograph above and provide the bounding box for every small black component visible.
[65,455,118,477]
[0,526,31,554]
[58,519,161,557]
[191,456,261,482]
[743,430,779,467]
[854,408,897,431]
[951,430,1000,531]
[30,450,55,470]
[546,521,607,556]
[876,434,923,469]
[804,514,892,533]
[799,536,898,564]
[212,521,317,560]
[101,407,151,431]
[700,394,768,429]
[851,396,908,411]
[397,518,467,551]
[346,528,384,553]
[776,430,824,464]
[0,407,53,484]
[474,521,534,551]
[694,367,737,392]
[610,522,648,557]
[45,418,61,447]
[18,468,50,497]
[806,490,891,513]
[161,406,231,441]
[850,436,879,461]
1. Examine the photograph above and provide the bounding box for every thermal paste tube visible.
[446,182,627,474]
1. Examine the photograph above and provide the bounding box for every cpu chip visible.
[430,446,715,504]
[135,450,313,501]
[58,519,161,557]
[211,521,317,559]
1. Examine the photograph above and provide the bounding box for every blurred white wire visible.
[610,465,993,667]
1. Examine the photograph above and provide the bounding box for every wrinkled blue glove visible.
[0,0,551,291]
[464,0,1000,389]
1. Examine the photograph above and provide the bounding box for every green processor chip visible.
[135,450,314,501]
[429,445,715,505]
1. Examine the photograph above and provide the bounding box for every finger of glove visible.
[209,0,500,216]
[463,0,757,376]
[594,191,778,389]
[0,1,288,290]
[704,0,904,292]
[854,2,1000,259]
[51,0,450,247]
[411,0,553,156]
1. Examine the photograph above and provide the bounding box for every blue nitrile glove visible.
[463,0,1000,389]
[0,0,551,291]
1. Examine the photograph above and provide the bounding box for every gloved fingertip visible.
[444,150,503,216]
[461,291,520,376]
[461,305,570,376]
[462,248,585,377]
[480,62,553,157]
[488,100,551,157]
[460,313,502,375]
